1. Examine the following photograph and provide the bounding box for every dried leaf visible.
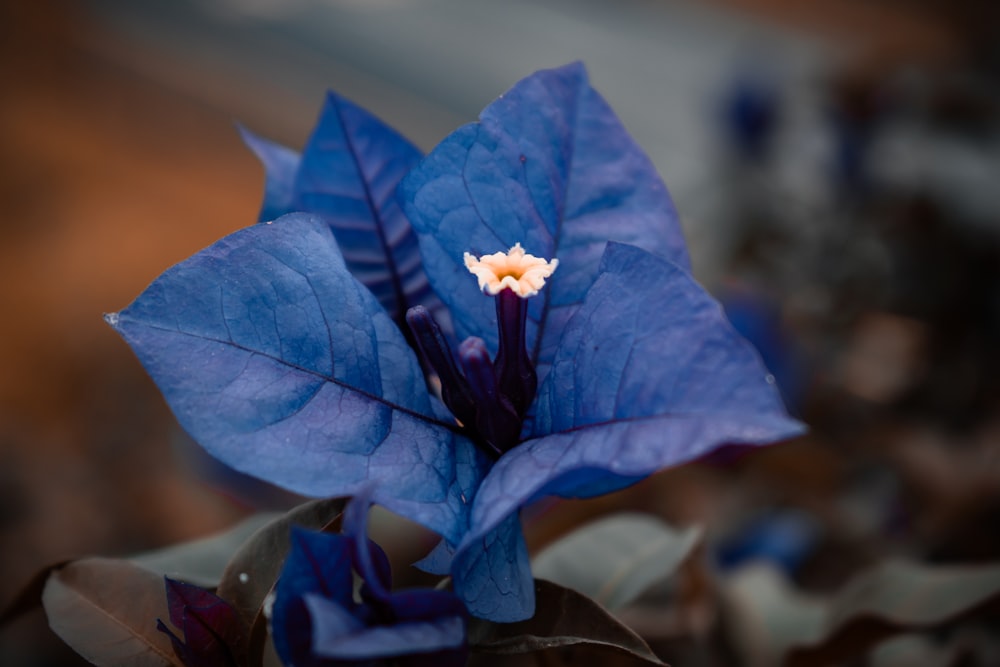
[42,557,181,667]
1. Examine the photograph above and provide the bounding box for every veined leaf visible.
[42,558,181,667]
[243,93,435,323]
[293,92,432,323]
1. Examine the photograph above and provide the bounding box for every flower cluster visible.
[108,62,803,628]
[272,491,467,667]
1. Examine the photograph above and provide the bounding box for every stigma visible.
[464,243,558,298]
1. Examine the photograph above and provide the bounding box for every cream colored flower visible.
[463,243,558,297]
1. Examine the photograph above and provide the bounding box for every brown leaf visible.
[42,557,181,667]
[216,497,346,626]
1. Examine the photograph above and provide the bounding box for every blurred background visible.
[1,0,998,664]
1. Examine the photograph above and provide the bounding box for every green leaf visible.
[130,513,280,588]
[722,560,1000,667]
[42,557,181,667]
[532,513,702,610]
[468,579,666,666]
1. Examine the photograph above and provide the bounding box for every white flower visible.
[463,243,558,298]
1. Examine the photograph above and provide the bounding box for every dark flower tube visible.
[458,336,522,455]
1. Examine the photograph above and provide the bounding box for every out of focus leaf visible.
[216,497,347,629]
[130,513,279,588]
[532,513,702,610]
[42,557,181,667]
[868,634,966,667]
[468,579,665,666]
[723,560,1000,667]
[722,563,824,667]
[789,559,1000,666]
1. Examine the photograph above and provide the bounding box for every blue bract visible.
[271,492,468,667]
[107,62,804,621]
[238,91,437,325]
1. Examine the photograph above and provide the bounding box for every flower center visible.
[407,244,557,458]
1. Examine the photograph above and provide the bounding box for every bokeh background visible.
[1,0,998,664]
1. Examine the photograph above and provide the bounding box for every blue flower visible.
[107,63,804,621]
[271,490,467,667]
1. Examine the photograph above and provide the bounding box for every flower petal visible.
[107,213,484,542]
[400,62,688,383]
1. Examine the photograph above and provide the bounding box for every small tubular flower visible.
[463,243,558,297]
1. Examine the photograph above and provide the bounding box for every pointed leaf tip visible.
[109,212,479,544]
